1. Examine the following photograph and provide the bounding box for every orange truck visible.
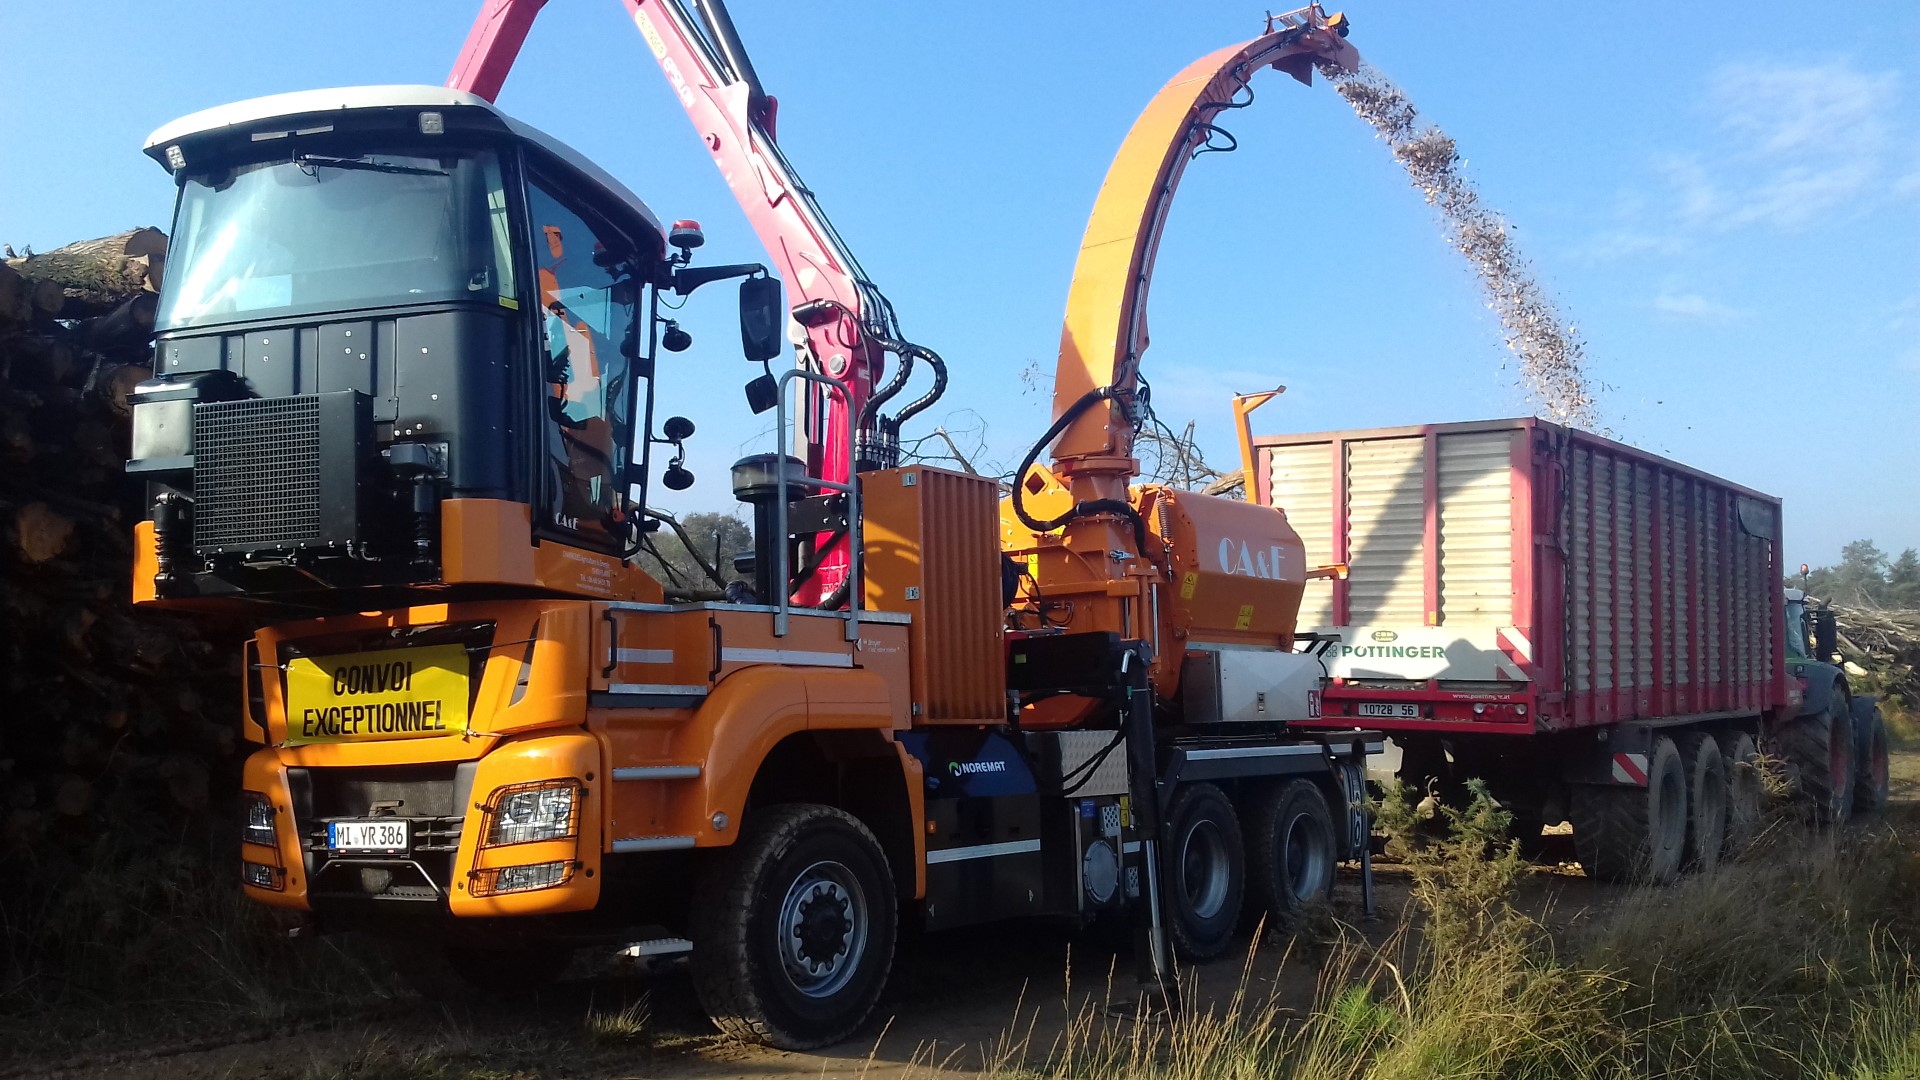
[126,2,1374,1048]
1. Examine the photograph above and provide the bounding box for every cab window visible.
[525,174,637,548]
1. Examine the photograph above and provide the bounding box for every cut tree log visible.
[12,501,76,564]
[79,293,158,351]
[0,264,28,325]
[6,227,168,317]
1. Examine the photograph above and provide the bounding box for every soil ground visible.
[13,749,1917,1080]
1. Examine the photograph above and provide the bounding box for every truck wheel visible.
[690,804,896,1050]
[1854,705,1891,814]
[1781,691,1854,824]
[1245,779,1336,935]
[1716,730,1764,858]
[1161,783,1245,962]
[1570,734,1687,885]
[1677,732,1727,872]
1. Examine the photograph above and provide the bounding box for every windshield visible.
[1784,600,1807,659]
[158,149,516,329]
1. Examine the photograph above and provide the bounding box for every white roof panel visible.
[145,84,663,236]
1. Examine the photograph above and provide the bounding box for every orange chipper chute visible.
[1004,7,1358,721]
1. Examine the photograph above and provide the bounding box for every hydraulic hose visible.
[890,344,948,428]
[1010,387,1150,556]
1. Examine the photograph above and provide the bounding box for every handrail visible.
[773,368,861,641]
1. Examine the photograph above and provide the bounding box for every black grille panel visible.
[190,391,367,555]
[194,396,321,552]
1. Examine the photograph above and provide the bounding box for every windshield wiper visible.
[294,154,447,178]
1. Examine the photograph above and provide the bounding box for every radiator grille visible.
[194,396,321,552]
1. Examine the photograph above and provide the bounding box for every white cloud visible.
[1652,291,1745,322]
[1677,61,1900,231]
[1587,59,1909,255]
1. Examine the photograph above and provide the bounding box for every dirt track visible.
[23,749,1919,1080]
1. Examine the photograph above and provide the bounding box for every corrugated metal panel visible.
[1631,463,1654,693]
[1269,443,1335,626]
[1569,446,1592,693]
[1345,438,1426,624]
[1436,431,1514,625]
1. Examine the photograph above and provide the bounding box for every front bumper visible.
[241,731,604,917]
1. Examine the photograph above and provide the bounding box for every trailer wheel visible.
[1716,730,1764,858]
[1570,734,1687,885]
[1853,704,1891,814]
[1677,732,1727,872]
[1246,779,1336,935]
[690,804,896,1050]
[1161,783,1245,962]
[1781,690,1854,824]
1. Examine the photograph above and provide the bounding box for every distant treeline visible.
[1796,540,1920,609]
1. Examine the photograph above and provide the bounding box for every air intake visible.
[192,392,369,555]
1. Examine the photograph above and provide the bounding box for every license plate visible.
[1357,702,1420,719]
[328,819,410,854]
[283,644,470,745]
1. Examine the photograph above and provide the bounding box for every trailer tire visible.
[1570,734,1686,885]
[690,804,896,1050]
[1677,732,1727,873]
[1853,704,1891,814]
[1162,783,1245,962]
[1246,779,1337,936]
[1781,691,1854,824]
[1716,730,1763,858]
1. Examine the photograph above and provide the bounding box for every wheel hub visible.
[776,860,868,999]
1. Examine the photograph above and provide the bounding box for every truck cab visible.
[129,86,769,606]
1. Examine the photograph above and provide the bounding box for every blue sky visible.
[4,1,1916,567]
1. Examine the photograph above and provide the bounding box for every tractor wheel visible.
[1245,779,1337,936]
[1854,704,1891,814]
[1677,732,1727,873]
[690,804,896,1050]
[1161,783,1245,962]
[1781,690,1854,824]
[1570,734,1687,885]
[1715,730,1764,858]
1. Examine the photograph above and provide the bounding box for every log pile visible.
[0,230,248,870]
[1831,605,1920,710]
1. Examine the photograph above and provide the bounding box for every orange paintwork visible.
[132,520,158,603]
[862,466,1007,724]
[441,498,539,586]
[450,731,603,916]
[1141,486,1306,649]
[239,747,310,909]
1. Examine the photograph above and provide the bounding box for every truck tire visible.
[1161,783,1245,962]
[1245,779,1337,935]
[1570,734,1686,885]
[690,804,897,1050]
[1781,691,1854,824]
[1716,730,1764,858]
[1853,704,1891,814]
[1677,732,1727,872]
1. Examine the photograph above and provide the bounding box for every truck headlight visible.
[242,861,285,890]
[471,860,575,896]
[483,781,580,846]
[129,399,194,470]
[242,790,277,847]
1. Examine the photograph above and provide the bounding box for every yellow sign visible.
[284,644,470,745]
[1234,604,1255,630]
[1180,571,1199,600]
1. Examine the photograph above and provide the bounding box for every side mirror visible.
[1812,608,1838,662]
[744,373,779,415]
[739,275,784,363]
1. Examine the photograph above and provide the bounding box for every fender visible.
[655,666,899,845]
[1791,662,1846,722]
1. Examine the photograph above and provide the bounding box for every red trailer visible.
[1258,418,1834,883]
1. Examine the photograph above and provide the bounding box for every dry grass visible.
[976,783,1920,1080]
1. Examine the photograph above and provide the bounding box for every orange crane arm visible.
[1048,9,1358,473]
